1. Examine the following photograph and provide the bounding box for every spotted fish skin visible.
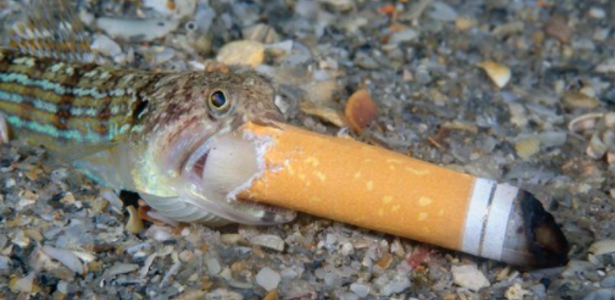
[0,46,296,225]
[0,48,279,149]
[0,48,159,148]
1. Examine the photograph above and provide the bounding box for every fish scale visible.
[0,0,297,226]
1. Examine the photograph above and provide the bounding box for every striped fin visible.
[7,0,97,64]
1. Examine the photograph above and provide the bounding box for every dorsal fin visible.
[7,0,98,64]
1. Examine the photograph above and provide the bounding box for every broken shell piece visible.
[220,234,245,245]
[72,251,96,264]
[477,61,511,88]
[249,234,285,252]
[216,40,265,68]
[303,79,340,107]
[563,92,600,109]
[455,16,477,31]
[126,206,145,234]
[604,113,615,128]
[300,102,346,128]
[42,246,85,274]
[589,240,615,256]
[515,136,541,159]
[345,89,378,133]
[586,133,608,159]
[317,0,355,12]
[244,24,280,44]
[9,272,40,293]
[0,113,9,143]
[568,112,604,134]
[505,283,530,300]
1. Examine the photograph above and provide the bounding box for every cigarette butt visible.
[237,122,569,267]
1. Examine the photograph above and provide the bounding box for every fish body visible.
[0,4,295,226]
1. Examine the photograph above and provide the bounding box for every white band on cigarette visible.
[462,178,495,256]
[461,179,518,261]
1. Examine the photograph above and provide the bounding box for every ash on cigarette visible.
[1,0,615,299]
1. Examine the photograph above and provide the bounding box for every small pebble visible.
[0,255,10,270]
[531,283,547,299]
[545,16,573,43]
[216,40,265,68]
[583,289,613,300]
[57,280,69,294]
[91,34,122,58]
[388,28,418,44]
[317,0,354,12]
[378,273,410,296]
[505,283,529,300]
[206,288,244,300]
[451,264,490,291]
[601,276,615,288]
[563,92,600,109]
[596,59,615,74]
[350,283,371,297]
[256,267,281,291]
[588,7,606,19]
[455,16,476,30]
[428,1,457,22]
[206,256,222,275]
[96,17,180,41]
[515,136,541,159]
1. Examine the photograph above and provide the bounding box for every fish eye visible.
[209,90,230,112]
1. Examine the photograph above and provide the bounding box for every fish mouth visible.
[180,127,296,225]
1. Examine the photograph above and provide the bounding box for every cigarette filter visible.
[233,122,568,267]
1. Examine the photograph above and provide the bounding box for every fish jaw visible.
[176,128,297,225]
[133,115,296,225]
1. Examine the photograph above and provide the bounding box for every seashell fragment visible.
[345,89,378,133]
[515,136,540,159]
[42,246,85,274]
[125,206,145,234]
[217,40,265,68]
[300,102,346,128]
[589,240,615,256]
[244,24,280,44]
[568,113,604,134]
[249,234,285,252]
[477,61,511,88]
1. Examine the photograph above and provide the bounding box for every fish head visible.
[137,70,295,225]
[204,71,285,130]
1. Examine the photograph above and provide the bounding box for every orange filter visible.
[237,122,568,267]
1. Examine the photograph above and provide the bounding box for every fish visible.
[0,0,296,226]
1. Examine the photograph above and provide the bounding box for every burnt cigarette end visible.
[520,191,569,268]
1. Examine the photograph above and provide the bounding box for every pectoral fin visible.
[139,193,232,226]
